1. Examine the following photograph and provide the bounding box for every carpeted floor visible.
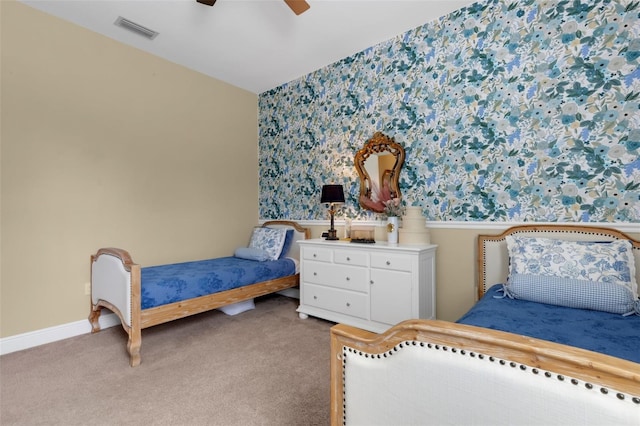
[0,295,334,425]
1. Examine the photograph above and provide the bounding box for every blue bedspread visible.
[457,284,640,364]
[140,257,296,310]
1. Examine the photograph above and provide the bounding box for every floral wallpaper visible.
[258,0,640,224]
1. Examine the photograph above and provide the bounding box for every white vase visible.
[386,216,399,245]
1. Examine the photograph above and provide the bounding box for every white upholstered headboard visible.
[331,320,640,426]
[477,224,640,299]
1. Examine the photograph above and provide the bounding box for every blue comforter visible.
[457,284,640,364]
[140,257,296,310]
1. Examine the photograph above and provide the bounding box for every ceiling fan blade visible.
[196,0,216,6]
[284,0,310,15]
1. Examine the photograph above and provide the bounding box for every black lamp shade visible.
[321,185,345,204]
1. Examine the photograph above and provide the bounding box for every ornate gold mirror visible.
[354,132,405,213]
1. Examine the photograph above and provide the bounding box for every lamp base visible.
[325,229,339,240]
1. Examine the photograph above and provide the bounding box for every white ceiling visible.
[20,0,475,94]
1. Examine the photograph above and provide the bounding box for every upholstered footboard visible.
[330,320,640,426]
[89,248,142,367]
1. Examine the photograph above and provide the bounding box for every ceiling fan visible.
[196,0,310,15]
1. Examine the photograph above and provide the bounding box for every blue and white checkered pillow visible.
[504,236,639,315]
[507,274,637,315]
[248,227,287,261]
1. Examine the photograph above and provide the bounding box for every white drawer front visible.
[302,247,332,263]
[370,252,412,272]
[303,283,368,319]
[333,249,369,267]
[303,263,369,293]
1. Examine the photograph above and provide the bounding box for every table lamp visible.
[321,184,345,240]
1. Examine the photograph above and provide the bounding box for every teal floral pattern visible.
[258,0,640,223]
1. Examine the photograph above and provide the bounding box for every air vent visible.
[114,16,159,40]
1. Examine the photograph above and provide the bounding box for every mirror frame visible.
[354,132,405,212]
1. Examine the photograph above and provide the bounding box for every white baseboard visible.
[0,290,301,356]
[0,313,120,356]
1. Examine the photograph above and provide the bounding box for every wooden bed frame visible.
[89,220,310,367]
[330,224,640,425]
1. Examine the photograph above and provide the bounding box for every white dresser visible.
[297,239,437,333]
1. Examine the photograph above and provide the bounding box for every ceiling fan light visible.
[284,0,310,15]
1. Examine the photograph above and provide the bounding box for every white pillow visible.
[248,227,288,261]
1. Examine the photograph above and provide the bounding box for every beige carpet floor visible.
[0,295,334,425]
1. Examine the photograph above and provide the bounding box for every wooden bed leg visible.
[89,305,102,333]
[128,329,142,367]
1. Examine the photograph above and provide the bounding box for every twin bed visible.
[331,224,640,425]
[89,220,309,367]
[90,221,639,423]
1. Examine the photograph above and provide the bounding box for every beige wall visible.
[1,2,259,337]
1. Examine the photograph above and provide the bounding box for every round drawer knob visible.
[346,257,351,261]
[313,272,317,276]
[370,280,374,285]
[313,295,317,299]
[313,254,317,258]
[386,260,391,265]
[346,277,350,281]
[346,302,351,307]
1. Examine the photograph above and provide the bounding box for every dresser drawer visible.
[303,262,369,293]
[334,249,369,267]
[302,246,333,263]
[298,239,436,334]
[303,283,368,319]
[371,252,412,272]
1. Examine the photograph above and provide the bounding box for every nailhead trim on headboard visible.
[341,340,639,425]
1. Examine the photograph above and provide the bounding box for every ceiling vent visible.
[114,16,159,40]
